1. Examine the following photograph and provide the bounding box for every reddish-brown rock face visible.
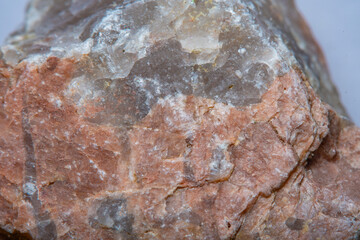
[0,0,359,239]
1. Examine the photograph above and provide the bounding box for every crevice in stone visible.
[0,227,33,240]
[230,194,263,240]
[21,102,57,240]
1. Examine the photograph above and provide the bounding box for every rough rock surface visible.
[0,0,359,239]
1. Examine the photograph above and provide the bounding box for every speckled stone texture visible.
[0,0,359,239]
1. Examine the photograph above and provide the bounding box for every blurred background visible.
[0,0,359,125]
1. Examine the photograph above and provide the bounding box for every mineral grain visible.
[0,0,359,239]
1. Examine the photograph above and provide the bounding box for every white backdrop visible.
[0,0,359,125]
[296,0,360,126]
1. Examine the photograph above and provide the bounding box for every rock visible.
[0,0,358,239]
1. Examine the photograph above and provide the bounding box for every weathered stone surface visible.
[0,0,358,239]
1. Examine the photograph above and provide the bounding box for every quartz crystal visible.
[0,0,359,239]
